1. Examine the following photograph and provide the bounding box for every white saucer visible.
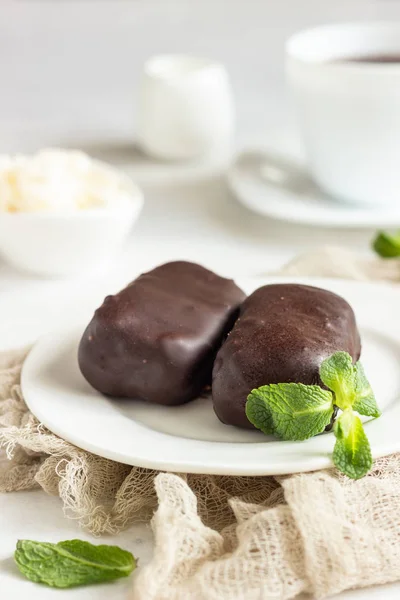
[21,276,400,476]
[227,150,400,228]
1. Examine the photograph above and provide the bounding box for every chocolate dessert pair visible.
[79,261,360,429]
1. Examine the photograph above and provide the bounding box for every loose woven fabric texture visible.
[1,248,400,600]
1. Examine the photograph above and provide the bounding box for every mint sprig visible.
[246,351,381,479]
[15,539,136,588]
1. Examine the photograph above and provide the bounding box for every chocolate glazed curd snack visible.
[212,283,361,428]
[78,261,245,405]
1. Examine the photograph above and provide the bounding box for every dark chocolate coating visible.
[212,283,361,428]
[78,261,245,405]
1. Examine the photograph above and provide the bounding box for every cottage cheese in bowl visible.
[0,148,130,213]
[0,149,143,277]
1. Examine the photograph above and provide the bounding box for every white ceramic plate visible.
[228,150,400,228]
[21,276,400,476]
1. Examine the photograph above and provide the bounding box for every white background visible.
[1,1,400,598]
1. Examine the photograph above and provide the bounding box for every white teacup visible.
[286,23,400,207]
[137,54,235,161]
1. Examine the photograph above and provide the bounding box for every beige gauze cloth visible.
[1,247,400,600]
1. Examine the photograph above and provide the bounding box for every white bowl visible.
[0,168,143,277]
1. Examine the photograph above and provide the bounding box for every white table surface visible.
[1,1,400,598]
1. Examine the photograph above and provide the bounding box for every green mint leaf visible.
[15,539,136,588]
[352,362,381,418]
[320,352,381,418]
[333,410,372,479]
[245,388,274,435]
[373,231,400,258]
[246,383,334,441]
[319,351,355,410]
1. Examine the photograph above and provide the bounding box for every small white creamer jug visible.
[137,54,235,161]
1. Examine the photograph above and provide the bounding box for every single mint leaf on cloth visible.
[352,362,381,418]
[15,539,136,588]
[319,351,355,410]
[373,231,400,258]
[246,383,334,441]
[333,410,372,479]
